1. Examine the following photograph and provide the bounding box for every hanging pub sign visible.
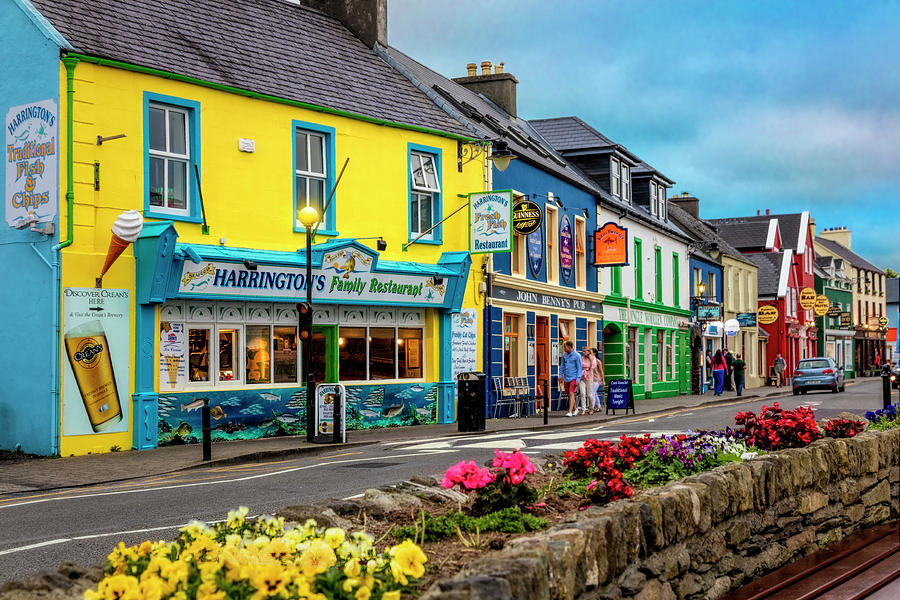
[512,198,542,235]
[697,304,721,320]
[826,305,842,318]
[6,99,58,227]
[737,312,757,327]
[527,227,543,277]
[469,190,512,254]
[813,295,830,317]
[879,316,889,328]
[758,304,779,325]
[840,312,851,328]
[559,216,573,283]
[593,222,629,266]
[799,288,817,310]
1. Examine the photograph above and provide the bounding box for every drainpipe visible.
[47,56,79,455]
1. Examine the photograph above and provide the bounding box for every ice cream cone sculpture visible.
[97,210,143,285]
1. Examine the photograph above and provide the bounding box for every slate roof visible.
[632,160,675,185]
[530,117,641,162]
[708,220,773,251]
[28,0,471,137]
[814,237,884,274]
[708,213,804,252]
[666,203,755,267]
[745,252,785,297]
[887,278,899,305]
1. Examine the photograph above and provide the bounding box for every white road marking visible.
[529,440,618,450]
[456,439,528,449]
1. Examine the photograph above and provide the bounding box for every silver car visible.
[792,357,845,395]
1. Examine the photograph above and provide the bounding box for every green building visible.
[814,257,854,377]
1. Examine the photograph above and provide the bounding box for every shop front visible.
[132,224,471,449]
[486,276,605,413]
[854,326,887,376]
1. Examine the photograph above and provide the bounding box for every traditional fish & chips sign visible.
[5,99,58,227]
[469,190,512,254]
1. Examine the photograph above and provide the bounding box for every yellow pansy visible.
[97,574,140,600]
[298,539,336,577]
[354,586,372,600]
[382,591,402,600]
[323,527,345,549]
[138,577,165,600]
[251,563,289,597]
[343,559,361,578]
[390,539,428,579]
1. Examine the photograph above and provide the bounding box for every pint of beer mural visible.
[64,320,122,432]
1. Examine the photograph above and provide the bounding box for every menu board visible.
[450,309,478,387]
[607,379,634,414]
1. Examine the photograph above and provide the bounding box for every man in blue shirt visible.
[561,341,582,417]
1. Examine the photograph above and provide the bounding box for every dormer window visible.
[611,157,621,197]
[656,184,666,219]
[621,162,630,202]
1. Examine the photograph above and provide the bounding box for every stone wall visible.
[422,429,900,600]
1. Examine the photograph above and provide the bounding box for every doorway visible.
[308,325,338,385]
[536,317,549,410]
[602,323,624,380]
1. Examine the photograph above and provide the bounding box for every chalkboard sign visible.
[606,379,635,414]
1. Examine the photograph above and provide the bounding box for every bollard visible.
[332,387,343,443]
[202,398,211,461]
[883,374,892,410]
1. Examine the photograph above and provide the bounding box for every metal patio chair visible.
[491,376,517,418]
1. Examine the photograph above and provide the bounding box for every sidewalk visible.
[0,384,802,494]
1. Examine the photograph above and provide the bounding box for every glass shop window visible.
[273,327,299,383]
[339,327,367,381]
[218,328,239,382]
[656,329,665,381]
[246,325,271,384]
[188,327,210,382]
[398,328,423,379]
[504,314,520,377]
[369,327,396,380]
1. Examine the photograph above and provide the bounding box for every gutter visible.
[63,53,477,144]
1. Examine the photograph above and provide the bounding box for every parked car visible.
[792,357,845,395]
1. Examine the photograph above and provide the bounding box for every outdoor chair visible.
[515,376,535,416]
[491,376,518,418]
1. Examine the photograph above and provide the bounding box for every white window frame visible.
[294,129,328,228]
[611,157,621,197]
[409,152,441,194]
[409,151,441,239]
[621,163,630,202]
[657,184,666,219]
[650,182,658,216]
[148,103,191,216]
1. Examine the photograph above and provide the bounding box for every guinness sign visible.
[512,199,543,235]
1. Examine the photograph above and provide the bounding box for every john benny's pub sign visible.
[5,99,58,227]
[178,248,449,305]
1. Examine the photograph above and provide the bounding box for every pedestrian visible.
[732,353,746,396]
[712,349,727,396]
[774,354,786,387]
[705,349,713,393]
[724,349,734,391]
[561,341,583,417]
[579,347,596,415]
[592,348,605,411]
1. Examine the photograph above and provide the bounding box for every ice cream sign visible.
[5,99,58,227]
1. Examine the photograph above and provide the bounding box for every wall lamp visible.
[242,259,258,271]
[356,236,388,251]
[433,275,444,285]
[458,139,517,172]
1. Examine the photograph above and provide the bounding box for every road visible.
[0,379,886,584]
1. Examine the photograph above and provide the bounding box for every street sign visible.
[593,222,629,267]
[813,295,830,317]
[799,288,816,310]
[314,383,346,443]
[840,312,851,328]
[724,319,740,336]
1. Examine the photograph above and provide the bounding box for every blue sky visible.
[389,0,899,271]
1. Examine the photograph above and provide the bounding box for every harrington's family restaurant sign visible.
[5,99,58,227]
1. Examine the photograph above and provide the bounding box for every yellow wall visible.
[722,255,760,387]
[58,61,486,455]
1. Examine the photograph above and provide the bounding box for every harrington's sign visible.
[469,190,512,254]
[178,258,448,305]
[593,222,628,266]
[5,99,58,227]
[512,198,542,235]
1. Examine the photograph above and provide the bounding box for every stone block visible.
[809,503,844,525]
[640,544,687,581]
[798,491,829,514]
[675,574,703,600]
[686,531,726,567]
[638,495,666,551]
[696,471,729,524]
[680,482,712,533]
[566,518,609,587]
[861,480,890,506]
[725,518,751,547]
[548,528,587,597]
[618,564,648,596]
[704,576,732,600]
[862,503,891,527]
[880,466,899,484]
[857,474,877,492]
[422,574,514,600]
[786,528,816,553]
[718,463,754,514]
[745,459,773,510]
[845,503,865,522]
[635,579,677,600]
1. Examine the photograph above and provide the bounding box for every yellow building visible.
[7,0,487,455]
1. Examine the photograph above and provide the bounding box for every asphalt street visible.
[0,379,887,584]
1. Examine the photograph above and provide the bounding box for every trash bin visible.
[457,372,486,432]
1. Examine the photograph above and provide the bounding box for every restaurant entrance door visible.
[310,325,338,384]
[536,317,549,409]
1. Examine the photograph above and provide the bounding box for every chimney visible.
[809,217,816,239]
[300,0,387,48]
[452,60,519,118]
[820,226,852,249]
[466,63,477,76]
[670,193,700,219]
[765,208,770,215]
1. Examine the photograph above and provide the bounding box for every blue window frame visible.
[407,143,442,244]
[143,92,202,222]
[293,120,337,236]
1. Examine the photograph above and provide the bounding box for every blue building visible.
[888,278,898,364]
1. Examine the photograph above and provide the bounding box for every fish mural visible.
[158,382,439,445]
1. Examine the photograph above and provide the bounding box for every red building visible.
[710,211,816,383]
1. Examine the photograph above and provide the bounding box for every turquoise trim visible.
[291,120,337,235]
[12,0,73,49]
[142,92,202,222]
[438,311,454,423]
[407,142,443,244]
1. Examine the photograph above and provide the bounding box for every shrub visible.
[735,403,821,450]
[823,417,867,438]
[394,507,547,543]
[441,450,538,516]
[623,431,753,487]
[865,405,899,431]
[562,434,649,478]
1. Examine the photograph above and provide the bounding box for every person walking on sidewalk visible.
[724,349,734,391]
[774,354,786,387]
[592,348,605,411]
[561,341,583,417]
[712,349,728,396]
[579,347,596,415]
[732,353,746,396]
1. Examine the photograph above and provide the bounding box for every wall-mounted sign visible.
[177,257,448,306]
[697,304,721,321]
[604,305,683,329]
[758,304,779,325]
[492,284,603,314]
[593,222,629,266]
[878,316,889,328]
[469,190,512,254]
[799,287,817,310]
[512,199,542,236]
[813,295,830,317]
[450,309,478,389]
[724,319,740,336]
[62,288,130,436]
[159,322,186,390]
[5,99,58,227]
[826,305,842,318]
[559,216,573,283]
[527,228,543,277]
[736,312,757,327]
[840,312,851,328]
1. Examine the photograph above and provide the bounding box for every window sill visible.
[408,237,443,246]
[294,225,339,237]
[145,209,203,223]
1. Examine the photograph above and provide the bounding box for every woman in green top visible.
[732,353,746,396]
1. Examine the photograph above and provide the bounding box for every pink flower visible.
[492,449,536,485]
[440,461,495,491]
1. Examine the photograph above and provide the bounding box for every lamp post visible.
[691,282,708,393]
[298,205,319,443]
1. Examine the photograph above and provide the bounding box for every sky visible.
[388,0,900,272]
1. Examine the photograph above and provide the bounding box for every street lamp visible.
[298,205,319,443]
[691,281,708,331]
